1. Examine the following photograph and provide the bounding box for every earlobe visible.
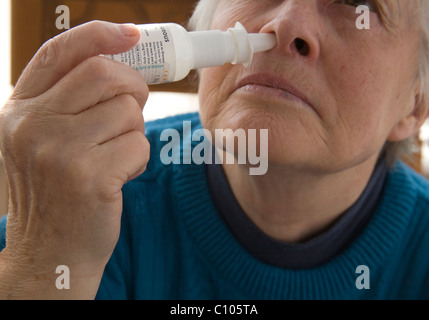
[387,115,419,142]
[388,93,429,142]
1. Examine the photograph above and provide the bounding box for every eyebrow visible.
[374,0,411,31]
[374,0,399,29]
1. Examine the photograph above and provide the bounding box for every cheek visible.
[211,0,267,30]
[323,57,416,167]
[326,50,392,126]
[198,66,241,130]
[334,63,412,137]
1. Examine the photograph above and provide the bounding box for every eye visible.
[338,0,376,12]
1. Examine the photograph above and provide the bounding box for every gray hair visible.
[189,0,429,166]
[188,0,218,31]
[387,0,429,167]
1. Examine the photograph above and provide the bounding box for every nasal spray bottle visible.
[105,22,277,85]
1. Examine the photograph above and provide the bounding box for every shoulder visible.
[384,162,429,298]
[384,161,429,228]
[388,161,429,204]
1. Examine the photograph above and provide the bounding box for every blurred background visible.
[0,0,428,216]
[0,0,12,107]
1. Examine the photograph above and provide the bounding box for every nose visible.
[260,0,321,62]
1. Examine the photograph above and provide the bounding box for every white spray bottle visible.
[105,22,277,85]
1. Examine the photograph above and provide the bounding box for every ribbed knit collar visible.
[172,130,417,299]
[206,155,388,270]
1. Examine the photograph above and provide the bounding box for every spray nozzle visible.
[227,22,277,67]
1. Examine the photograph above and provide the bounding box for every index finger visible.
[12,21,140,100]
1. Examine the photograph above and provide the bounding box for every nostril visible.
[294,38,310,56]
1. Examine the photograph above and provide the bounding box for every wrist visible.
[0,248,104,300]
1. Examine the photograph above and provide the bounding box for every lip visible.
[236,73,316,114]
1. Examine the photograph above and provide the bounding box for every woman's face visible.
[198,0,423,173]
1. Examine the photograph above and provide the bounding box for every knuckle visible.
[34,142,62,172]
[83,56,108,74]
[0,101,12,135]
[135,132,151,163]
[83,56,113,83]
[129,130,147,148]
[119,94,144,128]
[86,20,107,34]
[2,115,39,163]
[118,94,139,110]
[0,115,27,161]
[128,98,144,119]
[142,140,151,165]
[37,36,62,69]
[142,135,151,158]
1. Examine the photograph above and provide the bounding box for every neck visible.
[220,150,380,243]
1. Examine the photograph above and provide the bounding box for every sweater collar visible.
[206,155,388,269]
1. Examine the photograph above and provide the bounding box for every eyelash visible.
[339,0,376,12]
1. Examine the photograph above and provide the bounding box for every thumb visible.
[12,21,140,100]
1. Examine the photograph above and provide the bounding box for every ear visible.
[387,92,429,142]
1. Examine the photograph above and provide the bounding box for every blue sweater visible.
[1,113,429,299]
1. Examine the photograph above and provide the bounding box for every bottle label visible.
[108,24,176,85]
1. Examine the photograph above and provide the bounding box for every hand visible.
[0,21,150,299]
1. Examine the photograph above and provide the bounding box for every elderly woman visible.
[0,0,428,300]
